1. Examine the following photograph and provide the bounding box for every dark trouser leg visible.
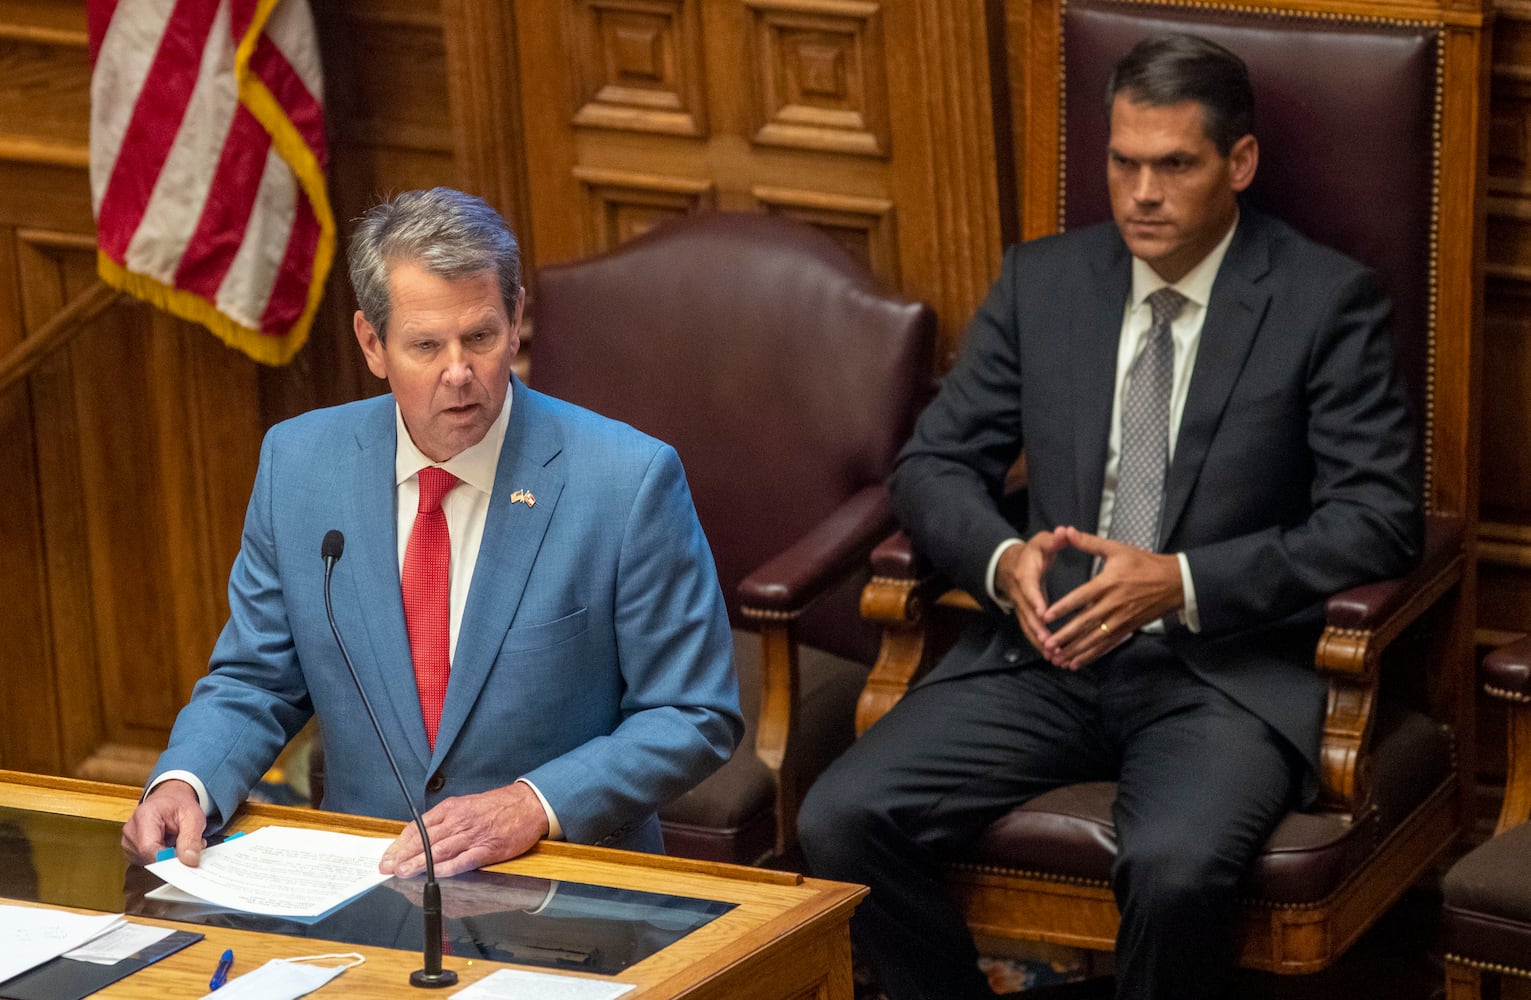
[798,661,1113,1000]
[1100,642,1299,1000]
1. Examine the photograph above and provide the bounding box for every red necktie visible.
[403,466,458,749]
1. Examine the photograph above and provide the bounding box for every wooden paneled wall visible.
[0,0,1007,784]
[1481,1,1531,639]
[2,0,1526,793]
[510,0,1006,372]
[0,2,262,783]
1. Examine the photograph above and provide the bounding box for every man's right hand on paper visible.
[121,779,207,867]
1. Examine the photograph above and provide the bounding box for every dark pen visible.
[209,948,234,990]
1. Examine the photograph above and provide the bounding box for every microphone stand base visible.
[410,969,459,989]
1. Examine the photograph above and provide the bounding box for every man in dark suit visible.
[122,188,741,878]
[797,34,1420,1000]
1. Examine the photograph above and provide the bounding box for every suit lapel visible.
[337,400,435,776]
[1160,212,1272,544]
[1073,238,1132,534]
[431,379,565,765]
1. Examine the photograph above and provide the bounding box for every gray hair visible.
[347,187,521,340]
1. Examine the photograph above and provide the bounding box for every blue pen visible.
[209,948,234,990]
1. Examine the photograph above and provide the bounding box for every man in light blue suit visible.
[122,188,742,877]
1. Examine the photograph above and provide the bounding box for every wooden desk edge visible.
[0,770,869,999]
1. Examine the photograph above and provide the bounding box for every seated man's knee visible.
[798,758,886,872]
[1113,838,1240,924]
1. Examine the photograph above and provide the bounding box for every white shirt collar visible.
[393,381,512,496]
[1130,209,1240,311]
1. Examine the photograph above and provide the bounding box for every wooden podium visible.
[0,771,865,999]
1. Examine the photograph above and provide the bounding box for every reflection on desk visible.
[0,772,866,1000]
[2,806,732,977]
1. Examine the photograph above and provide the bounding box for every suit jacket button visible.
[1004,647,1022,664]
[426,773,445,793]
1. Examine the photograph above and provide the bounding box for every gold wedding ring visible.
[1098,621,1112,634]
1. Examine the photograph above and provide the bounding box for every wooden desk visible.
[0,771,865,999]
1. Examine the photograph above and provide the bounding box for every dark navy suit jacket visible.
[891,207,1421,776]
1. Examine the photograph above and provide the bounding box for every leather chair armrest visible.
[1484,636,1531,702]
[1317,514,1465,676]
[1480,628,1531,837]
[870,529,920,578]
[1482,636,1531,833]
[739,484,894,618]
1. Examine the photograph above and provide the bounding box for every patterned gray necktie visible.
[1109,287,1186,552]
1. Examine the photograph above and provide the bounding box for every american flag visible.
[87,0,333,366]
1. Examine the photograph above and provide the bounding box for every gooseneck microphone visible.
[321,529,457,989]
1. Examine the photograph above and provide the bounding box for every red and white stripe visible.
[88,0,332,365]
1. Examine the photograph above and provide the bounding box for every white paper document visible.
[450,969,636,999]
[146,825,393,917]
[62,921,177,964]
[0,904,125,981]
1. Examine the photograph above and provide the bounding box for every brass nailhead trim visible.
[1484,683,1531,705]
[740,606,800,622]
[1445,953,1531,979]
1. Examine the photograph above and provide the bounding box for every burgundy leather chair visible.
[1444,641,1531,998]
[858,0,1486,977]
[531,211,935,865]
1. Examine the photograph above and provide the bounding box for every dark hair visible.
[348,187,521,341]
[1105,33,1253,154]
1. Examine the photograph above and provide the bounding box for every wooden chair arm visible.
[856,530,977,734]
[1315,514,1466,813]
[858,516,1466,816]
[1317,515,1465,674]
[737,486,898,855]
[1482,636,1531,834]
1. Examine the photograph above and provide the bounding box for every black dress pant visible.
[798,635,1298,1000]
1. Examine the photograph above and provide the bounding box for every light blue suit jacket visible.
[152,377,742,853]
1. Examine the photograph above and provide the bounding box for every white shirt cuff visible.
[517,778,562,841]
[987,538,1026,608]
[146,770,211,816]
[1176,552,1201,633]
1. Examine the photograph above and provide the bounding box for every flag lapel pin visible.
[509,489,536,507]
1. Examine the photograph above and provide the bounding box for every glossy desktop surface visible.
[0,805,732,976]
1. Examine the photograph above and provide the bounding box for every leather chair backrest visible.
[1060,0,1438,431]
[531,212,934,662]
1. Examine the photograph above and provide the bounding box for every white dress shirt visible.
[986,213,1241,634]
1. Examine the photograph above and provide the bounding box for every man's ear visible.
[354,311,389,380]
[1228,134,1259,193]
[508,286,526,356]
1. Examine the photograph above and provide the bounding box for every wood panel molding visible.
[0,20,89,160]
[443,0,537,263]
[0,276,115,400]
[573,165,717,253]
[72,743,163,786]
[752,184,899,283]
[569,0,709,137]
[889,1,1004,370]
[1481,521,1531,568]
[745,0,890,157]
